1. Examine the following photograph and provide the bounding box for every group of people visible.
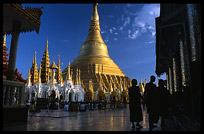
[128,75,170,130]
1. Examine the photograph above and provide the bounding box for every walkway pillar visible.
[8,21,21,80]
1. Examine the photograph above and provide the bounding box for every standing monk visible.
[158,79,170,127]
[128,79,143,129]
[144,75,159,129]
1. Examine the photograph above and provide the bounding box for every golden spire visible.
[78,3,110,58]
[58,55,60,66]
[30,51,38,84]
[27,69,31,86]
[41,39,51,84]
[3,33,6,47]
[57,55,62,84]
[66,61,71,80]
[46,38,48,51]
[62,3,130,101]
[34,51,37,63]
[91,3,99,21]
[32,57,34,64]
[34,51,38,84]
[38,64,41,83]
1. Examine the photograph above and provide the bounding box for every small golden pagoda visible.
[62,3,131,102]
[40,39,52,84]
[29,40,64,86]
[30,51,38,84]
[49,61,58,85]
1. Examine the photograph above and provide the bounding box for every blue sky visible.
[5,3,166,84]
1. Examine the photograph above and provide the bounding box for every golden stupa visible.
[62,3,131,102]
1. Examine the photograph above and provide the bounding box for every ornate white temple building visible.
[25,40,84,103]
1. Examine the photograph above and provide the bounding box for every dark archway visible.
[69,92,72,102]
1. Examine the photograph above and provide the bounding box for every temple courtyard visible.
[3,104,180,131]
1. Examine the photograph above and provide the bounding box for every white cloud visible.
[128,4,160,39]
[145,40,155,45]
[128,30,131,34]
[123,16,130,27]
[115,32,118,35]
[128,30,140,39]
[104,39,109,43]
[137,21,145,28]
[152,31,156,37]
[109,28,113,34]
[119,27,123,31]
[149,40,154,44]
[112,27,116,30]
[114,38,118,41]
[101,30,106,34]
[133,4,160,27]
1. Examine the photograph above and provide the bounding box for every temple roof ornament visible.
[91,3,99,21]
[3,4,43,34]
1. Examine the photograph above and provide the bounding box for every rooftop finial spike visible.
[46,38,48,50]
[91,3,99,21]
[93,3,98,11]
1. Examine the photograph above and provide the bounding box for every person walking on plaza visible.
[128,79,143,129]
[158,79,170,127]
[144,75,160,130]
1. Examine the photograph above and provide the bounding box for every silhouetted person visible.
[128,79,143,129]
[158,79,170,127]
[144,75,159,129]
